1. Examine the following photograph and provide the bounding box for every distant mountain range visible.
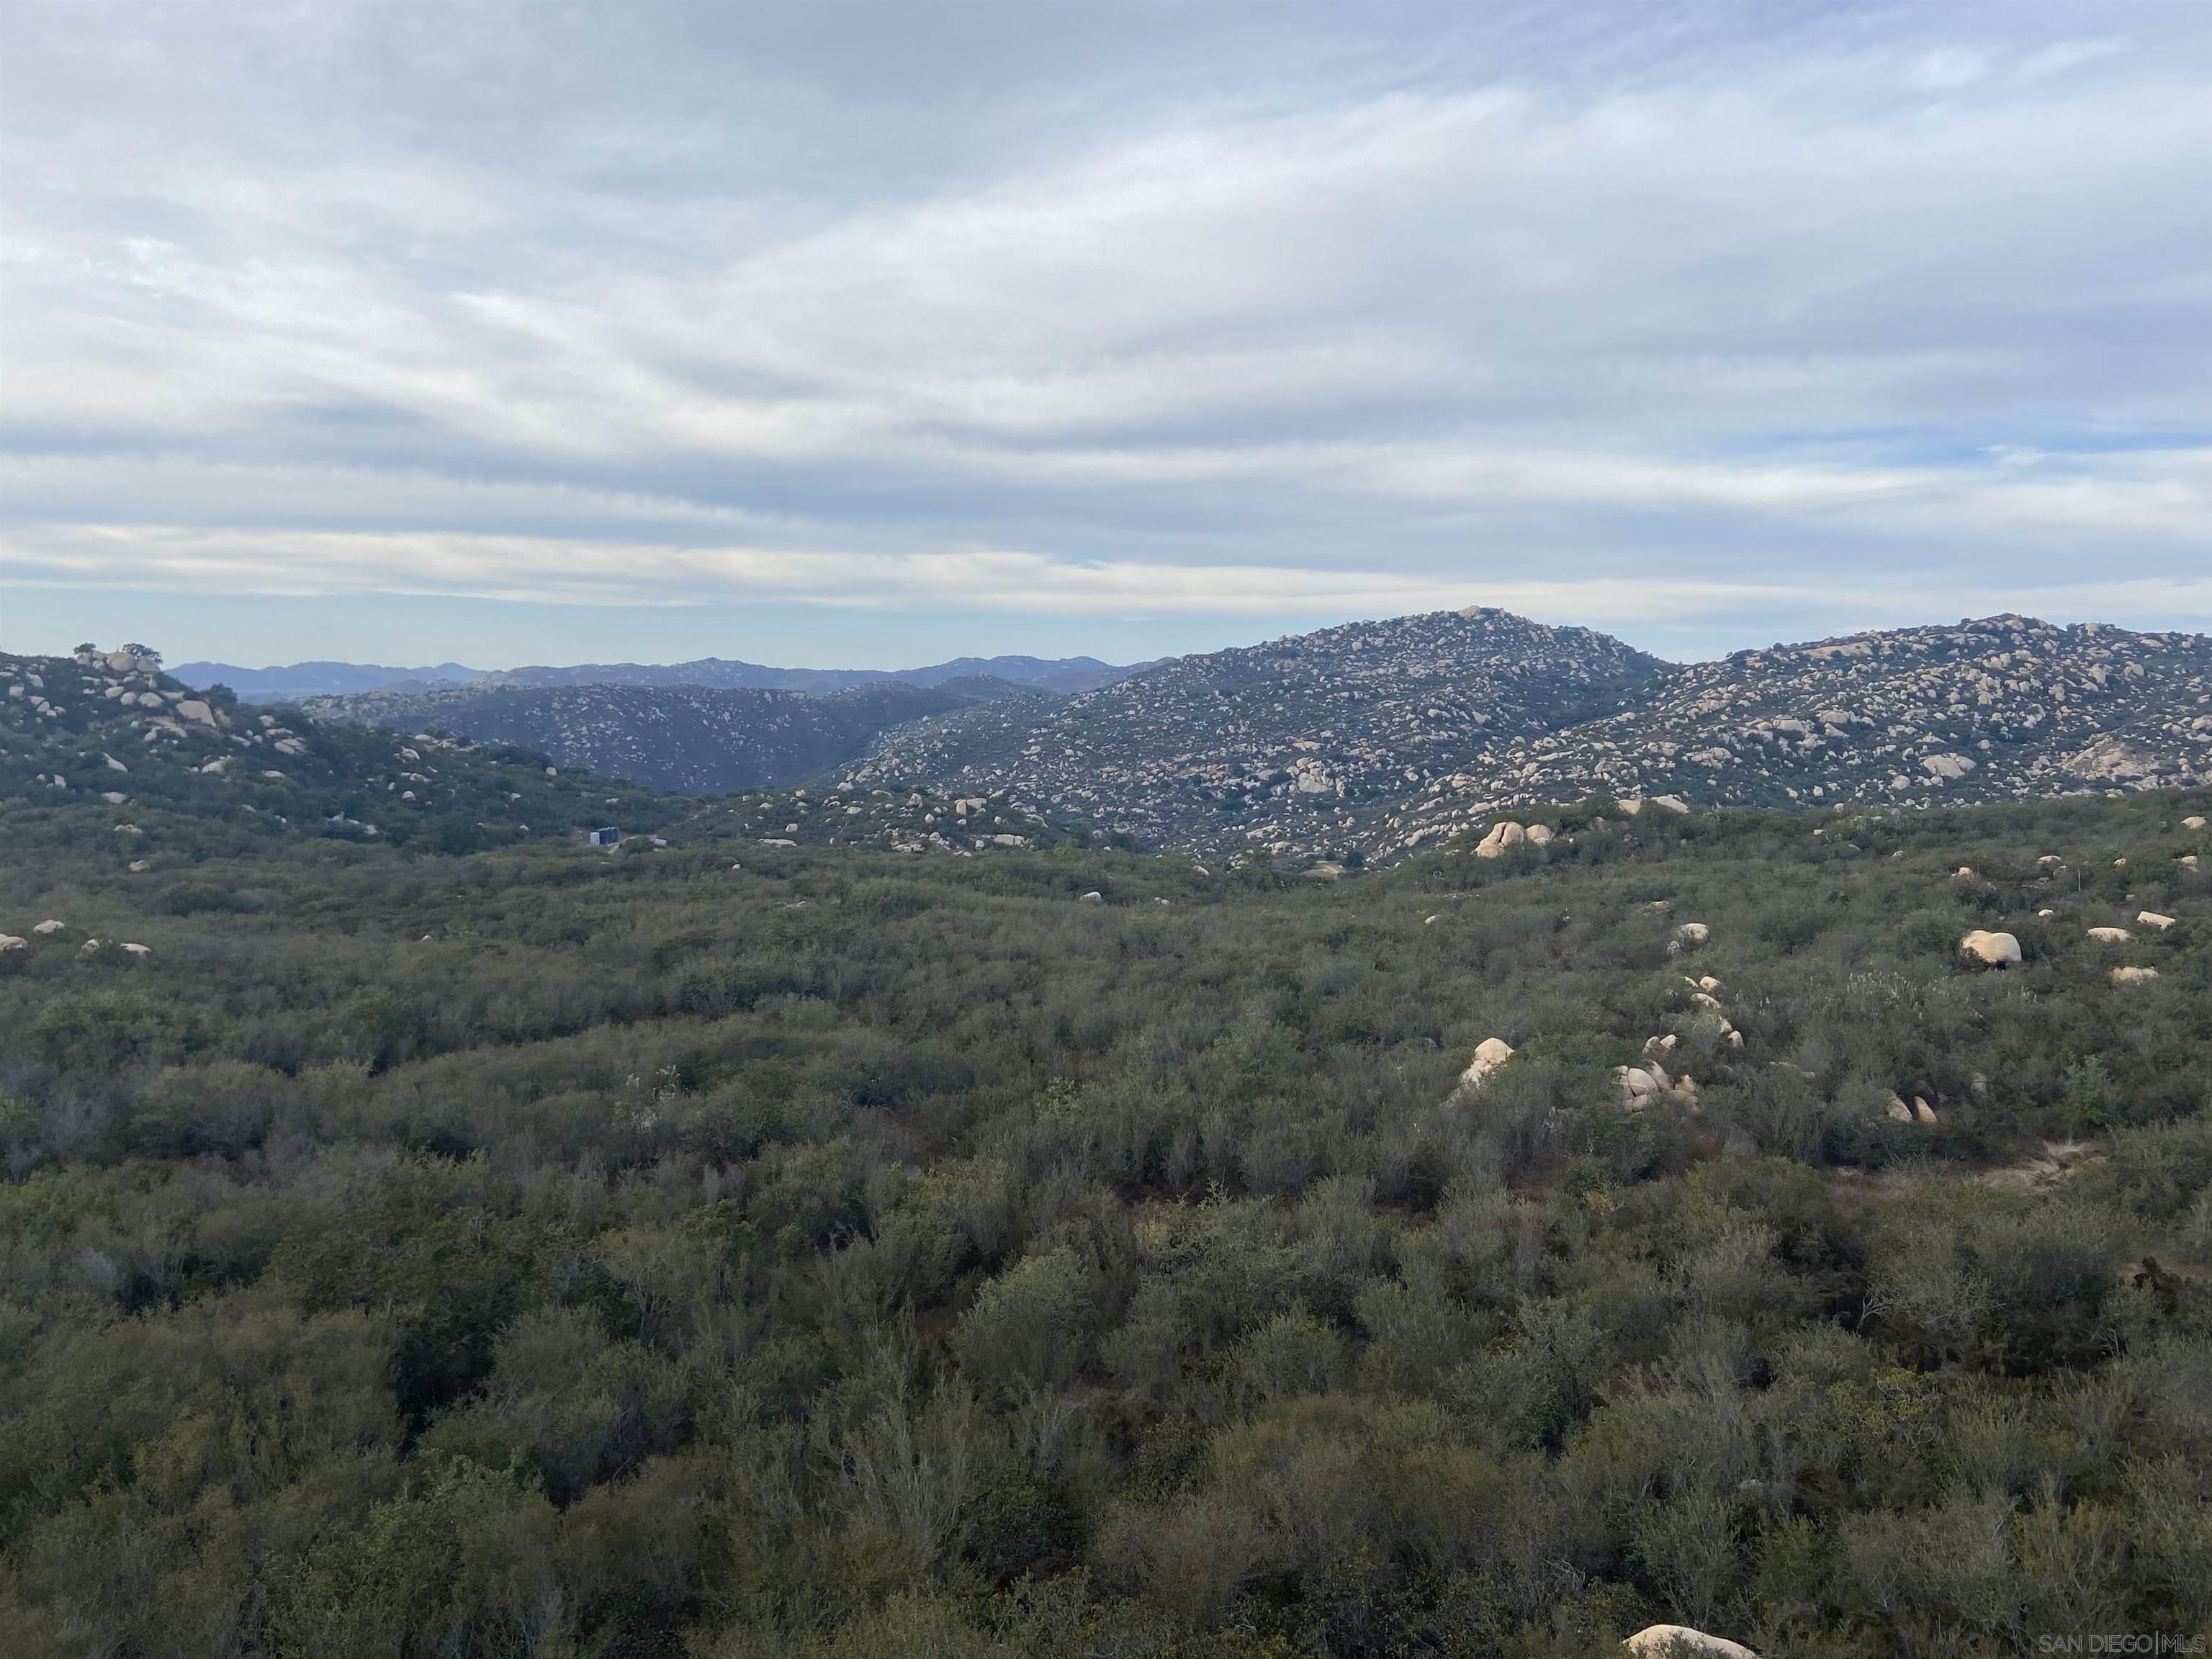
[173,652,1144,703]
[167,660,484,701]
[298,676,1042,793]
[90,608,2212,865]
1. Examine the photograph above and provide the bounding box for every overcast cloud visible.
[1,1,2206,667]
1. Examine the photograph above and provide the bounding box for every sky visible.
[1,1,2208,671]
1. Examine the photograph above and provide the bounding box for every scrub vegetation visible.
[2,785,2208,1657]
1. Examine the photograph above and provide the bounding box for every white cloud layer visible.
[0,3,2206,662]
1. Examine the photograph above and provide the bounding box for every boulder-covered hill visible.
[1377,614,2212,856]
[1,645,1072,865]
[1,644,689,854]
[842,608,1667,859]
[299,677,1043,793]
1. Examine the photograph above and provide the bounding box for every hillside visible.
[846,608,1665,859]
[1,645,651,856]
[1377,614,2212,857]
[2,754,2208,1655]
[848,611,2212,865]
[300,678,1044,793]
[0,646,1069,863]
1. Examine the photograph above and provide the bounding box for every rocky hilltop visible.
[1378,615,2212,857]
[845,611,2211,864]
[298,678,1043,793]
[842,608,1664,858]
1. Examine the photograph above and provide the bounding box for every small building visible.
[587,826,619,847]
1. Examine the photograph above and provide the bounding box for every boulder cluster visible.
[1473,819,1555,858]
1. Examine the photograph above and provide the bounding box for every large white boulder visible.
[2137,911,2176,930]
[1524,823,1555,847]
[2111,966,2159,985]
[0,934,25,954]
[32,920,65,935]
[1959,930,2020,967]
[1673,922,1709,948]
[1623,1627,1758,1659]
[1475,821,1528,859]
[1460,1037,1515,1089]
[2086,927,2131,943]
[2185,816,2206,830]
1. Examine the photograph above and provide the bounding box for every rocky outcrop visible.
[1623,1627,1758,1658]
[1460,1038,1514,1089]
[1475,821,1528,858]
